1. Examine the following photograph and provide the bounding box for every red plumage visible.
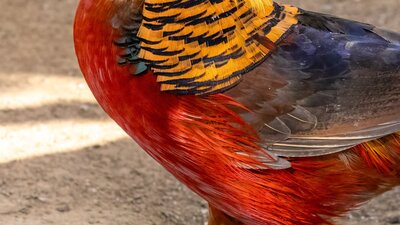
[74,1,400,224]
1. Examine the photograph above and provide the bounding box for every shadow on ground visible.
[0,139,206,225]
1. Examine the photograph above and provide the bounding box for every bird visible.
[73,0,400,224]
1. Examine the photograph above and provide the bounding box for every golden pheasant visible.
[73,0,400,224]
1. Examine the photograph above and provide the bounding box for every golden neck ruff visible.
[122,0,299,95]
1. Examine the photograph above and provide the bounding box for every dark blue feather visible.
[227,10,400,157]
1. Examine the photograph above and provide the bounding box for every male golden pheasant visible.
[73,0,400,224]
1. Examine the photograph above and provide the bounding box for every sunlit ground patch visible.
[0,73,93,109]
[0,73,128,163]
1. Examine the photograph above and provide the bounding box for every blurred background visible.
[0,0,399,224]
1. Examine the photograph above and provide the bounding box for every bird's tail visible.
[355,132,400,175]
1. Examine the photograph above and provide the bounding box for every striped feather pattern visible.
[133,0,298,95]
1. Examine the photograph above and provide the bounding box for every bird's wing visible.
[117,2,400,160]
[225,10,400,157]
[113,1,301,169]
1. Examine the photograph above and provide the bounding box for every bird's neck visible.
[140,0,274,12]
[74,0,176,144]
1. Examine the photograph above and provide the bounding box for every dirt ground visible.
[0,0,399,224]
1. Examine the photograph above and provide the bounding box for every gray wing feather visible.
[226,13,400,158]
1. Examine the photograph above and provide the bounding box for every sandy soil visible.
[0,0,399,224]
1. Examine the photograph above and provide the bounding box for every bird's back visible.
[226,9,400,159]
